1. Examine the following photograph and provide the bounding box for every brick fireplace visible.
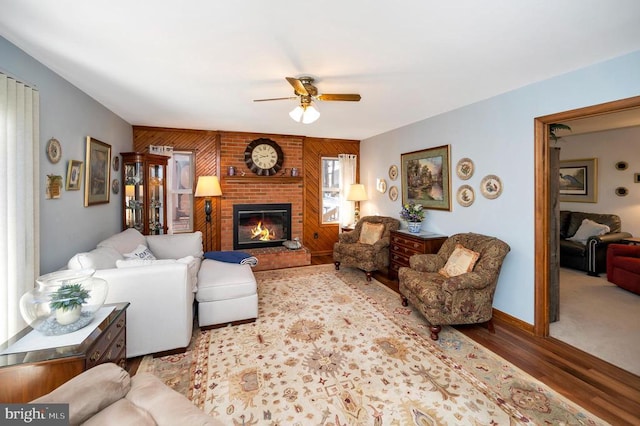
[219,133,305,254]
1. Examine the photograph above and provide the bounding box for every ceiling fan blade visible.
[253,96,297,102]
[286,77,309,96]
[316,94,361,102]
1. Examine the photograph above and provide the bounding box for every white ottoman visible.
[196,259,258,328]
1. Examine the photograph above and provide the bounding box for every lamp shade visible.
[346,183,368,201]
[195,176,222,197]
[289,103,320,124]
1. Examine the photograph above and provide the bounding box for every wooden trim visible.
[493,308,534,334]
[534,95,640,337]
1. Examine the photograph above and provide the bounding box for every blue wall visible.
[361,50,640,324]
[0,36,133,274]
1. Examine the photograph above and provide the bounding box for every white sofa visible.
[66,229,203,358]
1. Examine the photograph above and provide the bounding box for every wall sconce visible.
[195,176,222,222]
[347,183,368,223]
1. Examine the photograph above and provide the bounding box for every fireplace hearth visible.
[233,203,292,250]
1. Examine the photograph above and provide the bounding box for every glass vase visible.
[19,269,108,336]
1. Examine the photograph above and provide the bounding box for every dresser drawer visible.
[390,251,411,267]
[391,234,427,251]
[86,314,126,368]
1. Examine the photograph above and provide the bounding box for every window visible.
[169,151,195,233]
[321,157,340,224]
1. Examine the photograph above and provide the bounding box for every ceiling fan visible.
[254,76,361,123]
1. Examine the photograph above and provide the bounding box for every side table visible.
[389,230,447,280]
[0,302,129,403]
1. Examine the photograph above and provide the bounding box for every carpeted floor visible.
[550,268,640,376]
[139,264,608,425]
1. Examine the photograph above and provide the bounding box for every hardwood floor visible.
[314,255,640,425]
[128,257,640,424]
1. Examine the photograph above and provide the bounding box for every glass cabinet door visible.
[124,159,144,232]
[148,163,165,234]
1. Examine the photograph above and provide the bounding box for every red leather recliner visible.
[606,244,640,295]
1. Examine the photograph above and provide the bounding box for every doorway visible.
[534,95,640,338]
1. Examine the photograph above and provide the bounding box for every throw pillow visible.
[123,244,156,260]
[359,222,385,245]
[439,244,480,278]
[566,218,610,245]
[67,247,124,270]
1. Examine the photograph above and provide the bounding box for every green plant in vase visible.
[50,283,90,325]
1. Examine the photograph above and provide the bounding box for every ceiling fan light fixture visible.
[289,102,320,124]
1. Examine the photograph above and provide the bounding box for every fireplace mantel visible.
[222,176,303,184]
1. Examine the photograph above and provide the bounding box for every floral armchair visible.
[398,233,510,340]
[334,216,400,281]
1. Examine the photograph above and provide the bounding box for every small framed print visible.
[559,158,597,203]
[401,145,451,211]
[376,178,387,193]
[65,160,83,191]
[456,158,474,180]
[480,175,503,199]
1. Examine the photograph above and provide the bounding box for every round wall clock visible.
[46,138,62,164]
[244,138,284,176]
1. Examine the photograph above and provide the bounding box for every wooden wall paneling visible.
[132,127,221,251]
[303,138,360,256]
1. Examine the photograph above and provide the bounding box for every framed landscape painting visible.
[401,145,451,211]
[84,136,112,206]
[559,158,597,203]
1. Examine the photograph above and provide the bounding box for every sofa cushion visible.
[567,218,610,245]
[359,222,385,245]
[124,244,157,260]
[146,231,203,260]
[84,399,155,426]
[98,228,147,255]
[197,259,256,302]
[32,363,131,425]
[438,244,480,277]
[565,211,621,237]
[68,247,124,270]
[116,258,177,268]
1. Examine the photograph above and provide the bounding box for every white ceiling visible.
[2,1,640,140]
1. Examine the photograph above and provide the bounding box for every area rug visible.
[138,264,607,425]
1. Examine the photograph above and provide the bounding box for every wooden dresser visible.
[0,302,128,403]
[389,230,447,280]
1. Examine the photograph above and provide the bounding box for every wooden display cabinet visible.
[121,152,168,235]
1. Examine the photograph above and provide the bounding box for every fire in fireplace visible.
[233,203,292,249]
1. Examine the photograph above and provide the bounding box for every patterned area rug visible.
[138,264,607,425]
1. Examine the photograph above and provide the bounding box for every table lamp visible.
[347,183,368,223]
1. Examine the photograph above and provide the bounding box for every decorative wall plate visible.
[614,161,628,171]
[388,185,398,201]
[388,164,398,181]
[456,158,474,180]
[456,185,475,207]
[615,187,628,196]
[112,155,120,172]
[46,138,62,164]
[111,179,120,194]
[377,178,387,193]
[480,174,503,199]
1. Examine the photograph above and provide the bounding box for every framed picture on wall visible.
[84,137,111,206]
[401,145,452,211]
[559,158,597,203]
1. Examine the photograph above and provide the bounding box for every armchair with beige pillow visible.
[333,216,401,281]
[398,232,510,340]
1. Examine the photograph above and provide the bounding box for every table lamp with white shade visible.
[347,183,368,224]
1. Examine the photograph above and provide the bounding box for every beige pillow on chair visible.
[439,244,480,277]
[359,222,385,245]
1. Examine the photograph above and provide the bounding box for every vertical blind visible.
[0,73,40,343]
